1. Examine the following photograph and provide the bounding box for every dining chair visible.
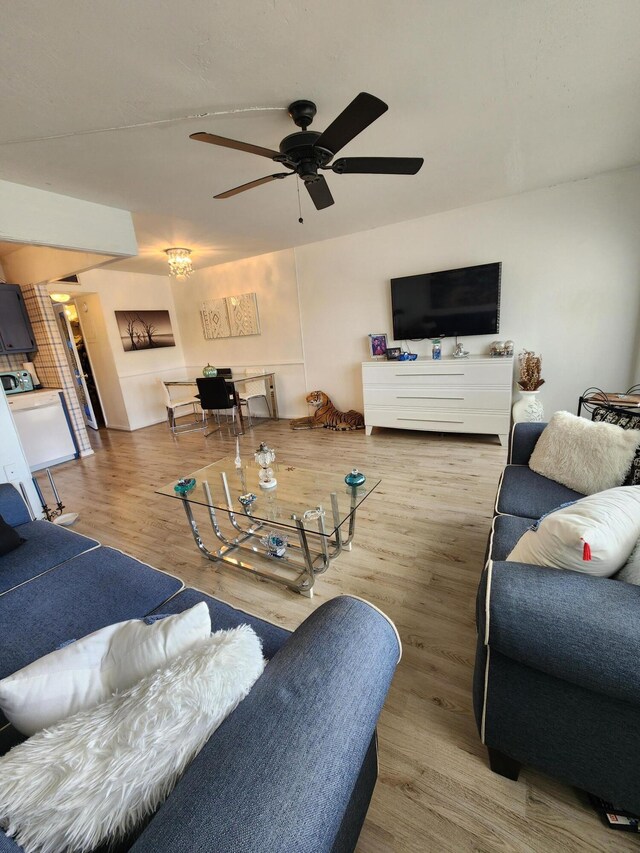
[238,368,270,427]
[196,377,239,436]
[160,380,203,435]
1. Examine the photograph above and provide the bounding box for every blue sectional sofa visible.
[474,422,640,814]
[0,483,400,853]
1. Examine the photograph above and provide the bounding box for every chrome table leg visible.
[292,515,316,598]
[268,374,279,420]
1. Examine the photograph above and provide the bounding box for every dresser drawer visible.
[363,387,511,411]
[362,360,512,388]
[363,406,511,435]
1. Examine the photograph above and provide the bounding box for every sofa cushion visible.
[507,487,640,577]
[489,514,536,563]
[0,484,30,528]
[496,465,584,519]
[508,422,546,465]
[0,627,264,853]
[529,411,640,495]
[0,517,24,558]
[0,602,211,736]
[0,546,182,682]
[0,520,99,595]
[149,587,290,660]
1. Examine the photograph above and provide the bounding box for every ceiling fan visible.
[189,92,424,210]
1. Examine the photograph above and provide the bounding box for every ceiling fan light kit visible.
[190,92,424,211]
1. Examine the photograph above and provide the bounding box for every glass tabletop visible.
[164,373,273,385]
[156,456,380,537]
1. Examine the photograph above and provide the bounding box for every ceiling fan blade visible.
[214,173,291,199]
[314,93,388,155]
[305,175,334,210]
[190,131,280,160]
[330,157,424,175]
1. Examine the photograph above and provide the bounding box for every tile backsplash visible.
[0,353,26,372]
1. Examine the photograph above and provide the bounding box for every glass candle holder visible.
[255,442,277,489]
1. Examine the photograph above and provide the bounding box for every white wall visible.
[0,180,137,258]
[0,392,41,517]
[72,167,640,432]
[296,168,640,417]
[172,250,307,418]
[78,269,187,430]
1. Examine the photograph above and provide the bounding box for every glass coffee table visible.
[157,457,380,597]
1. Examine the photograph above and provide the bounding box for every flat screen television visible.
[391,262,501,340]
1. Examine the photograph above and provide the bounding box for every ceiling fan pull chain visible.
[296,178,304,224]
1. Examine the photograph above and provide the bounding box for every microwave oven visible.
[1,371,34,395]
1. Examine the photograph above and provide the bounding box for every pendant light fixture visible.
[164,248,193,279]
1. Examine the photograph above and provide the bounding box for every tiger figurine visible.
[290,391,365,431]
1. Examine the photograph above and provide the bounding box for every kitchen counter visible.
[6,388,65,408]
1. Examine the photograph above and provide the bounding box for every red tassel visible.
[582,541,592,561]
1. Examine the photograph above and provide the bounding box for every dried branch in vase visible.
[518,350,545,391]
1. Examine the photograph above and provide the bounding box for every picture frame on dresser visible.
[368,334,388,358]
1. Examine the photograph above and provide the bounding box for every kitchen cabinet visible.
[0,284,36,353]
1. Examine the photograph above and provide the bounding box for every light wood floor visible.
[44,418,638,852]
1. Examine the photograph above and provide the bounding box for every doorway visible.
[53,302,104,430]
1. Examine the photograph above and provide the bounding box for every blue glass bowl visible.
[345,469,366,487]
[174,478,196,494]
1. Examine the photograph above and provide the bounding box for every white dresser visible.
[362,356,513,445]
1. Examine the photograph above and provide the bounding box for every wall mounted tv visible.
[391,262,501,340]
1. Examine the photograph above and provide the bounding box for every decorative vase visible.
[512,390,544,424]
[202,363,217,377]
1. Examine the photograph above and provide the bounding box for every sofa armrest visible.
[484,561,640,704]
[131,596,401,853]
[508,422,547,465]
[0,484,30,527]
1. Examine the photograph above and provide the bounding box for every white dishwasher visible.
[7,389,78,471]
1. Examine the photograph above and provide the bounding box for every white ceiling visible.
[2,0,640,275]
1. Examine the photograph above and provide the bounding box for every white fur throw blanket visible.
[0,626,264,853]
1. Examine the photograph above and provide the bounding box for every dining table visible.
[163,371,278,436]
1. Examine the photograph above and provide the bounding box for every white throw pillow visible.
[507,486,640,576]
[0,626,264,853]
[0,602,211,735]
[529,411,640,495]
[615,538,640,585]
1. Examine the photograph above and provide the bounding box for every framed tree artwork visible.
[115,311,176,351]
